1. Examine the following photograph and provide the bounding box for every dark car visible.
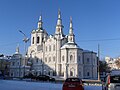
[23,73,36,80]
[49,77,55,82]
[62,77,84,90]
[36,75,50,81]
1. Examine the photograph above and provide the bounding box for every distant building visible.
[105,56,118,70]
[0,55,10,76]
[9,45,30,78]
[27,10,98,80]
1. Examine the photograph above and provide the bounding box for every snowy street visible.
[0,80,102,90]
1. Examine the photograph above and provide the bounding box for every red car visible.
[62,77,84,90]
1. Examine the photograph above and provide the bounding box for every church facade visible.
[27,10,98,80]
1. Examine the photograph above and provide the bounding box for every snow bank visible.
[0,80,102,90]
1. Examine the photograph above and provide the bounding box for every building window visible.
[70,71,73,76]
[11,73,13,77]
[32,37,34,44]
[49,57,51,62]
[12,62,15,66]
[36,58,39,63]
[87,58,90,64]
[53,56,55,62]
[62,56,64,61]
[18,62,19,65]
[70,55,73,62]
[37,37,40,43]
[79,71,81,76]
[53,71,56,76]
[49,45,51,51]
[87,72,90,76]
[45,58,47,62]
[48,71,50,75]
[53,45,55,51]
[46,46,47,51]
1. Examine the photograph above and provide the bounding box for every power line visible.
[77,38,120,42]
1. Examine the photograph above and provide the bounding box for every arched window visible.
[62,56,64,61]
[37,36,40,43]
[49,45,51,51]
[45,57,47,62]
[53,45,55,51]
[49,57,51,62]
[70,71,73,76]
[53,56,55,62]
[70,55,73,62]
[32,37,34,44]
[46,46,47,51]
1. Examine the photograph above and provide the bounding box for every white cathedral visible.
[10,10,98,80]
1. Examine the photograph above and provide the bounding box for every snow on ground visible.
[0,80,102,90]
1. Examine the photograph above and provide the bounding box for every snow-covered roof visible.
[61,42,80,49]
[83,50,96,54]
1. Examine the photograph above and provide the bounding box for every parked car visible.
[62,77,84,90]
[36,75,55,82]
[49,77,55,82]
[104,74,120,90]
[36,75,50,81]
[23,73,36,80]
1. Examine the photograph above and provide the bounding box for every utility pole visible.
[98,44,100,81]
[19,30,29,77]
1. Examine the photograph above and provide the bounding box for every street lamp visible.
[19,30,29,77]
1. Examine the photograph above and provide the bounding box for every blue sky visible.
[0,0,120,59]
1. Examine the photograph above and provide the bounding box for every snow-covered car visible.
[62,77,84,90]
[104,74,120,90]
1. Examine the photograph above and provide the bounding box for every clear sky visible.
[0,0,120,59]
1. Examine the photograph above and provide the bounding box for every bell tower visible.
[68,17,75,43]
[55,9,64,36]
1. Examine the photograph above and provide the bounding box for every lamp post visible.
[98,44,100,81]
[19,30,29,77]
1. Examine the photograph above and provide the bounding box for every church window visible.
[46,46,47,51]
[70,71,73,76]
[87,72,90,76]
[87,58,90,64]
[53,45,55,51]
[62,56,64,61]
[49,57,51,62]
[53,56,55,62]
[49,45,51,51]
[70,55,73,62]
[37,37,40,43]
[32,37,34,44]
[45,58,47,62]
